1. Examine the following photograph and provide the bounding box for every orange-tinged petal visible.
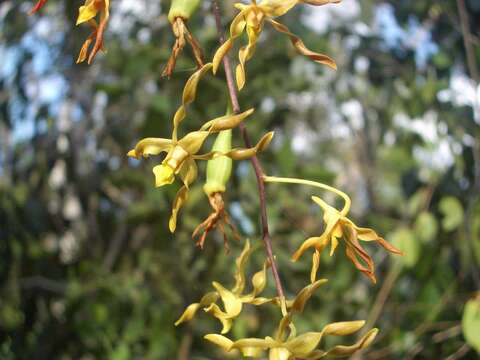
[29,0,48,14]
[268,19,337,70]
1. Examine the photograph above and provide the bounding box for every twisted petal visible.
[127,137,173,159]
[284,332,325,357]
[236,24,262,90]
[259,0,298,17]
[204,303,234,334]
[231,240,253,295]
[179,158,198,188]
[172,63,212,141]
[175,291,219,326]
[267,19,337,70]
[212,281,243,318]
[310,250,321,283]
[290,279,328,314]
[193,131,274,161]
[213,10,248,73]
[177,131,210,154]
[200,108,255,132]
[169,185,189,233]
[204,334,234,351]
[242,261,269,302]
[322,328,378,357]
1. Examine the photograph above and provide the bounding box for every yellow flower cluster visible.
[213,0,339,90]
[264,176,402,284]
[127,64,274,232]
[177,240,379,359]
[30,0,403,357]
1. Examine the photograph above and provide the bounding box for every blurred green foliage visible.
[1,0,480,359]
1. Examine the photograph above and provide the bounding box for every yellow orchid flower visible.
[175,240,272,333]
[128,64,274,232]
[213,0,339,90]
[75,0,110,64]
[205,277,378,359]
[263,176,402,283]
[128,128,273,233]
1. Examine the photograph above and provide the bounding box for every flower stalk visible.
[211,0,285,301]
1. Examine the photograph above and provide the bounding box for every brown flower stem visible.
[211,0,285,300]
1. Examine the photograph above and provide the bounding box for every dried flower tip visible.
[192,192,240,250]
[162,17,204,78]
[29,0,48,14]
[75,0,110,64]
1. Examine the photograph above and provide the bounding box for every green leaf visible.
[110,343,131,360]
[462,298,480,353]
[391,227,420,268]
[414,211,438,243]
[439,197,464,231]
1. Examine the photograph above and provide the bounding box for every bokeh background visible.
[1,0,480,358]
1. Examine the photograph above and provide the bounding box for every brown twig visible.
[211,0,285,300]
[456,0,480,288]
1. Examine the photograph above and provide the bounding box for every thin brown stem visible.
[211,0,285,300]
[456,0,480,287]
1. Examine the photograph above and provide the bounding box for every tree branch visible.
[211,0,285,300]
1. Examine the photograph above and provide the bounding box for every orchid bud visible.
[203,129,233,196]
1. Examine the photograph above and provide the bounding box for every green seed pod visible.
[168,0,201,23]
[203,129,233,196]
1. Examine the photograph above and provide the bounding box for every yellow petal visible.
[284,332,324,356]
[204,334,234,351]
[322,320,365,336]
[232,239,253,295]
[213,39,233,74]
[172,63,212,141]
[310,250,320,284]
[182,63,213,104]
[177,131,210,155]
[226,131,274,160]
[290,279,328,314]
[174,303,201,326]
[152,164,175,187]
[251,261,268,296]
[76,0,99,25]
[260,0,298,17]
[204,303,234,334]
[200,108,255,132]
[212,9,248,74]
[324,328,379,357]
[292,236,323,261]
[169,185,189,232]
[329,235,339,256]
[178,158,198,187]
[212,281,243,318]
[127,137,173,159]
[269,347,292,360]
[232,338,273,356]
